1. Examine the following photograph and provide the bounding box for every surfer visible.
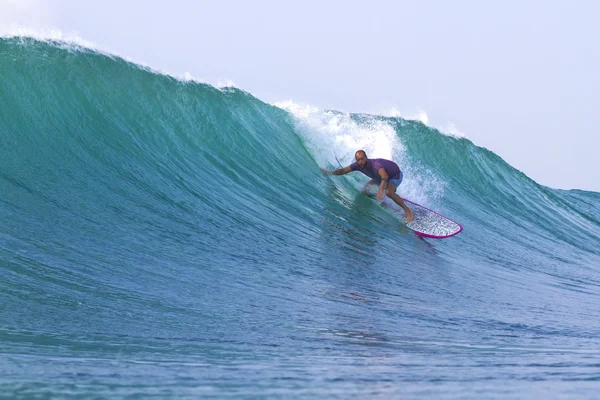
[321,150,415,223]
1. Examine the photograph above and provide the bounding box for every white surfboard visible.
[402,198,462,239]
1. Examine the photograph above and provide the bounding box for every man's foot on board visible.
[405,210,415,223]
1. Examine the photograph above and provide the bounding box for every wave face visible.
[2,37,600,398]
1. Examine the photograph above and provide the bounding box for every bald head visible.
[355,150,368,168]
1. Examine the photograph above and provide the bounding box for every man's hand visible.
[322,166,352,176]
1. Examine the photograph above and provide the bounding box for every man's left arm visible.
[377,168,388,201]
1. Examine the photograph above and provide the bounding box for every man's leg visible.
[386,183,414,223]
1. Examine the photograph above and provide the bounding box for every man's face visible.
[355,152,368,169]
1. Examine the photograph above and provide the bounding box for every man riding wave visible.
[321,150,415,223]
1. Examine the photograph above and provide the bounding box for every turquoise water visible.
[1,37,600,398]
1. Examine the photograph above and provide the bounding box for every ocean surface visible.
[2,37,600,399]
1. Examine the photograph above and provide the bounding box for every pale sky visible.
[2,0,599,191]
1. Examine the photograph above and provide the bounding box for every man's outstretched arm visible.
[321,166,352,175]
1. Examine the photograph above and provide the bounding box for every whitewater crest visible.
[0,28,239,91]
[274,100,448,207]
[275,100,403,164]
[383,107,467,139]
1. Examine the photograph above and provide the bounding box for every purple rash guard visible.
[349,158,401,183]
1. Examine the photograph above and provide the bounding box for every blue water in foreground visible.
[2,37,600,398]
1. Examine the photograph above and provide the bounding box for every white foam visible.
[443,123,467,139]
[0,26,98,50]
[275,100,446,208]
[386,107,430,125]
[275,100,401,166]
[383,107,467,139]
[216,79,237,88]
[0,27,246,91]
